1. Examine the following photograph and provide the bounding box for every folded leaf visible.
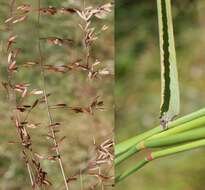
[157,0,180,128]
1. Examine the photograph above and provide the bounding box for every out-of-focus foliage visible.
[0,0,114,189]
[116,1,205,190]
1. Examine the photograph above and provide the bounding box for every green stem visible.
[115,146,139,165]
[116,138,205,183]
[115,159,149,183]
[116,115,205,165]
[116,126,160,157]
[116,125,205,166]
[145,127,205,148]
[149,116,205,140]
[152,138,205,159]
[115,107,205,156]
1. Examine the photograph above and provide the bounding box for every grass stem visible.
[116,138,205,183]
[115,107,205,156]
[37,1,69,189]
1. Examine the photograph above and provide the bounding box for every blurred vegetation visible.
[0,0,113,189]
[116,1,205,190]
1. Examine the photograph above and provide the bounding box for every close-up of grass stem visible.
[116,109,205,165]
[116,138,205,183]
[115,0,205,188]
[116,107,205,158]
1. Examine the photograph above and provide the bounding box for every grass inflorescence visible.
[1,0,114,189]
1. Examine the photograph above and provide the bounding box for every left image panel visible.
[0,1,114,189]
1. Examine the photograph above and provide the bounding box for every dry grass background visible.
[0,0,114,189]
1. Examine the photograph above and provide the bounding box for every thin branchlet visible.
[3,1,113,189]
[37,0,69,189]
[5,1,51,188]
[6,0,35,186]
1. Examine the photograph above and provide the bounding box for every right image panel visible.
[115,1,205,190]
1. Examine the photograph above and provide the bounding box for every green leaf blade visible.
[157,0,180,127]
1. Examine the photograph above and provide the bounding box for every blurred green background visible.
[116,1,205,190]
[0,0,113,189]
